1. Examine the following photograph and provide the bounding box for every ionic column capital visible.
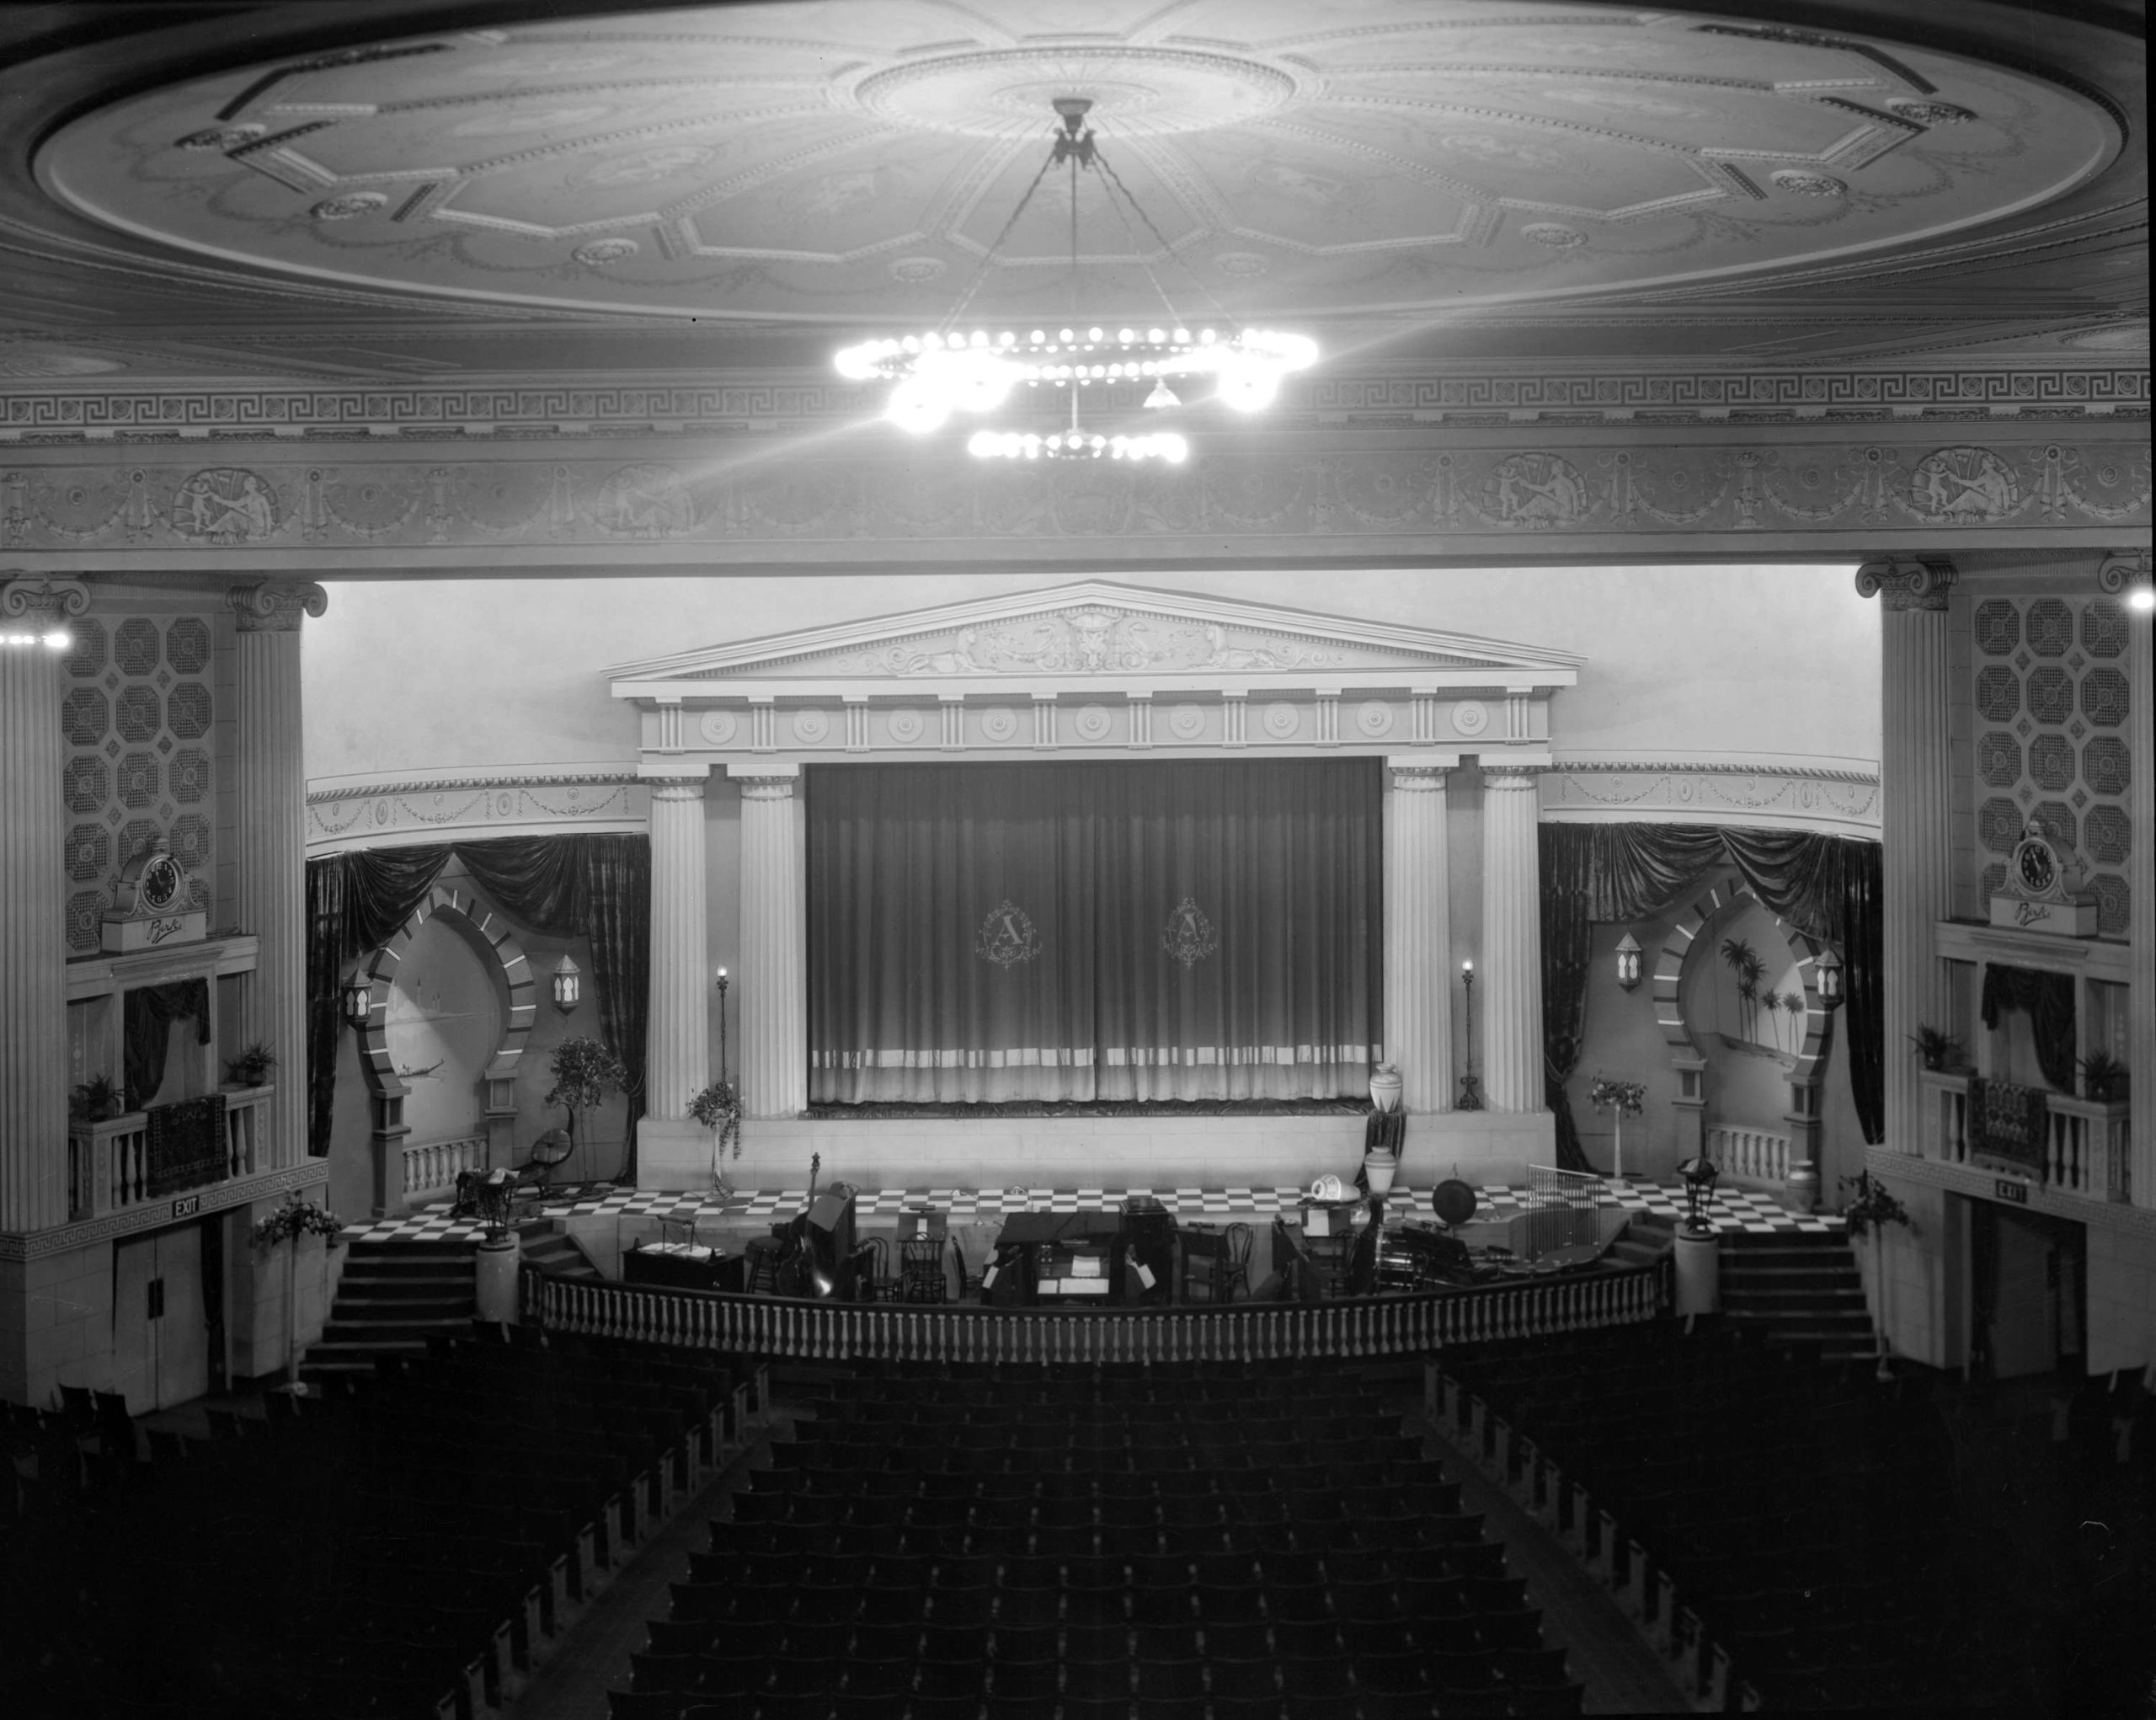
[1481,765,1543,791]
[648,773,708,802]
[1854,558,1956,611]
[1,574,90,628]
[2096,548,2152,596]
[1389,764,1453,792]
[739,775,799,802]
[225,581,328,633]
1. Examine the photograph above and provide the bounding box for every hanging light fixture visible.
[1814,945,1844,1010]
[1614,931,1642,992]
[340,971,372,1031]
[552,954,582,1016]
[834,98,1317,461]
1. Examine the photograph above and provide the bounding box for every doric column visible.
[0,578,89,1231]
[2099,551,2153,1208]
[1385,763,1454,1110]
[227,582,326,1172]
[734,767,807,1119]
[1479,767,1545,1114]
[1856,558,1956,1156]
[643,774,710,1119]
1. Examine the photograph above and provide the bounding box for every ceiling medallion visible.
[835,98,1315,466]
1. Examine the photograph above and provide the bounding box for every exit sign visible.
[1995,1180,2029,1205]
[171,1194,201,1219]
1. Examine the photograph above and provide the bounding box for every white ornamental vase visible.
[1363,1151,1398,1197]
[1369,1065,1403,1114]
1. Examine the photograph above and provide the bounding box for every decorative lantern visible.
[1677,1155,1721,1234]
[339,972,372,1030]
[1614,931,1642,992]
[1814,945,1844,1010]
[551,953,582,1016]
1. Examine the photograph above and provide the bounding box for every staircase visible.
[519,1219,603,1282]
[300,1237,476,1387]
[1718,1231,1878,1362]
[1604,1209,1677,1271]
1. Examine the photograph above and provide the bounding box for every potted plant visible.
[1588,1075,1647,1182]
[71,1074,125,1123]
[224,1039,276,1087]
[1839,1171,1914,1381]
[252,1196,344,1397]
[1905,1025,1966,1073]
[688,1077,744,1199]
[2078,1050,2129,1104]
[546,1035,628,1185]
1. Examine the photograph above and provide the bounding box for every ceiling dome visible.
[35,0,2119,324]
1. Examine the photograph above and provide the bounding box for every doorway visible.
[1968,1199,2086,1381]
[111,1223,210,1413]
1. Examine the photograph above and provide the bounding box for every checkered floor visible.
[349,1178,1842,1247]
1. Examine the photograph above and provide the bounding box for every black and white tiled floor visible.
[349,1178,1842,1246]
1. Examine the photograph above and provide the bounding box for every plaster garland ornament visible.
[223,581,328,633]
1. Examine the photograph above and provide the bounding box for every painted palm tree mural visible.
[1709,921,1803,1061]
[1720,936,1765,1041]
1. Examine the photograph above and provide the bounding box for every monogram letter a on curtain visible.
[808,761,1382,1103]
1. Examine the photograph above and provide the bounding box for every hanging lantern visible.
[1814,945,1844,1010]
[340,972,372,1030]
[1614,931,1642,992]
[552,954,582,1016]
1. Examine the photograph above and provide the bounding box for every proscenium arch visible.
[353,883,537,1102]
[1651,873,1832,1087]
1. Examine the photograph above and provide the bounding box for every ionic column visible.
[1385,763,1454,1110]
[1480,767,1545,1114]
[2100,551,2153,1209]
[1857,559,1956,1157]
[644,774,710,1119]
[734,767,806,1119]
[226,582,327,1171]
[0,578,88,1231]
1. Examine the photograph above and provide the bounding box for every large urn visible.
[1369,1064,1404,1114]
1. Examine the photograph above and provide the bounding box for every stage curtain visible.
[305,836,650,1168]
[122,979,211,1114]
[808,760,1382,1103]
[1979,963,2077,1095]
[1538,823,1886,1157]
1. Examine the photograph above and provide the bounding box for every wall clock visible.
[1990,819,2097,937]
[102,838,207,953]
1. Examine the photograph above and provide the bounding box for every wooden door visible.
[109,1227,211,1413]
[1989,1210,2057,1380]
[111,1234,155,1415]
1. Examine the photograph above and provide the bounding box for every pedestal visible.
[1480,768,1545,1114]
[1673,1229,1721,1316]
[475,1235,521,1325]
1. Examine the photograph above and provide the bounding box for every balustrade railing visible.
[223,1084,270,1179]
[2045,1097,2131,1204]
[66,1083,276,1221]
[1919,1069,1972,1166]
[404,1135,488,1201]
[1708,1123,1790,1187]
[522,1256,1671,1365]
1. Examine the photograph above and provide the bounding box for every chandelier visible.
[834,99,1316,462]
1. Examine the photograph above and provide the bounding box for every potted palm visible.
[71,1074,125,1123]
[223,1039,276,1088]
[1906,1025,1966,1073]
[2078,1051,2128,1103]
[252,1195,344,1397]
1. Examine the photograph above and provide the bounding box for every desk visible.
[623,1242,744,1293]
[991,1211,1127,1306]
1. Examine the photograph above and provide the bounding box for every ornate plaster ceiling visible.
[34,0,2122,328]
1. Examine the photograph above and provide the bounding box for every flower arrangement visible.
[253,1196,344,1250]
[1588,1076,1646,1115]
[1838,1172,1913,1239]
[688,1078,744,1159]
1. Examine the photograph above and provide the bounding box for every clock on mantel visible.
[101,838,206,953]
[1989,819,2098,938]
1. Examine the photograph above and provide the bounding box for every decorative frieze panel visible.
[305,770,648,855]
[1540,760,1881,836]
[0,428,2143,562]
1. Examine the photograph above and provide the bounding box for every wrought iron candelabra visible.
[1457,959,1485,1111]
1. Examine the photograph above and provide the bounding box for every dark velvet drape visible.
[122,979,211,1113]
[1979,963,2078,1094]
[305,836,650,1172]
[808,760,1382,1103]
[1539,823,1886,1168]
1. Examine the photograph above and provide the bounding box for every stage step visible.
[1719,1231,1876,1362]
[301,1237,476,1386]
[519,1221,604,1282]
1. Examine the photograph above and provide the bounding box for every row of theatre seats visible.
[1437,1317,2156,1715]
[0,1329,758,1720]
[613,1359,1587,1719]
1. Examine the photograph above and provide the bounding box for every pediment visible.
[607,581,1580,693]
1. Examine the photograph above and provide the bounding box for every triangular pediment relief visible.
[608,581,1581,692]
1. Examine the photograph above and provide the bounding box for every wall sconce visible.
[1614,931,1642,992]
[340,972,371,1030]
[1814,945,1844,1010]
[552,954,582,1016]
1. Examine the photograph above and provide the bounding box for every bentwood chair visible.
[900,1237,948,1303]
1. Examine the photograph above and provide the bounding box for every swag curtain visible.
[304,835,650,1163]
[122,977,211,1113]
[808,761,1382,1103]
[1978,964,2077,1094]
[1539,824,1885,1172]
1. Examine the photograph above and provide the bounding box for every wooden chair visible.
[952,1235,985,1300]
[1182,1226,1227,1304]
[901,1237,947,1303]
[858,1234,896,1303]
[1220,1222,1253,1303]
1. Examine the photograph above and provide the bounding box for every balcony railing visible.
[67,1084,272,1221]
[1919,1068,1971,1167]
[521,1255,1671,1366]
[404,1135,488,1203]
[1707,1124,1790,1189]
[1913,1069,2129,1205]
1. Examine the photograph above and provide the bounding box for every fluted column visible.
[1480,767,1545,1113]
[1,578,88,1232]
[735,767,807,1119]
[643,775,710,1119]
[2100,552,2153,1208]
[227,582,325,1172]
[1857,559,1956,1156]
[1385,764,1454,1110]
